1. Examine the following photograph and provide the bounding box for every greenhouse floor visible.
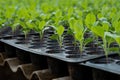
[0,52,70,80]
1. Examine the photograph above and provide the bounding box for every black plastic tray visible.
[0,37,116,63]
[80,54,120,75]
[0,26,38,39]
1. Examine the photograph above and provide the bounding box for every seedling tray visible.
[80,54,120,75]
[0,26,38,39]
[0,37,116,63]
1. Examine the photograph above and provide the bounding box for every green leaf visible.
[40,14,47,20]
[74,20,85,41]
[102,21,109,31]
[17,8,30,19]
[69,18,76,31]
[55,10,62,18]
[67,29,74,35]
[12,23,20,31]
[97,13,103,19]
[26,20,35,29]
[85,13,96,29]
[74,20,84,34]
[56,25,64,36]
[106,36,115,46]
[41,3,49,13]
[115,36,120,46]
[78,11,83,18]
[84,37,93,46]
[105,32,115,39]
[105,32,120,46]
[67,7,73,19]
[75,31,83,41]
[109,47,119,52]
[38,21,46,31]
[50,34,58,40]
[91,26,104,38]
[5,6,15,19]
[113,21,120,35]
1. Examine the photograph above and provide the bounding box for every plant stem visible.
[24,31,28,45]
[79,40,83,57]
[39,31,43,41]
[58,36,62,49]
[103,39,108,64]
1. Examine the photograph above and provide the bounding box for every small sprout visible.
[51,25,64,48]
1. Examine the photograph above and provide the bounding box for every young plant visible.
[68,18,79,47]
[26,10,51,41]
[105,32,119,53]
[106,20,120,54]
[4,5,19,36]
[85,13,96,29]
[51,25,64,48]
[91,21,113,62]
[69,19,93,55]
[17,7,32,39]
[63,7,74,20]
[91,26,108,59]
[10,7,19,34]
[37,20,47,40]
[112,35,120,54]
[74,20,87,55]
[52,9,63,25]
[112,20,120,35]
[20,21,31,39]
[26,19,48,41]
[85,13,99,44]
